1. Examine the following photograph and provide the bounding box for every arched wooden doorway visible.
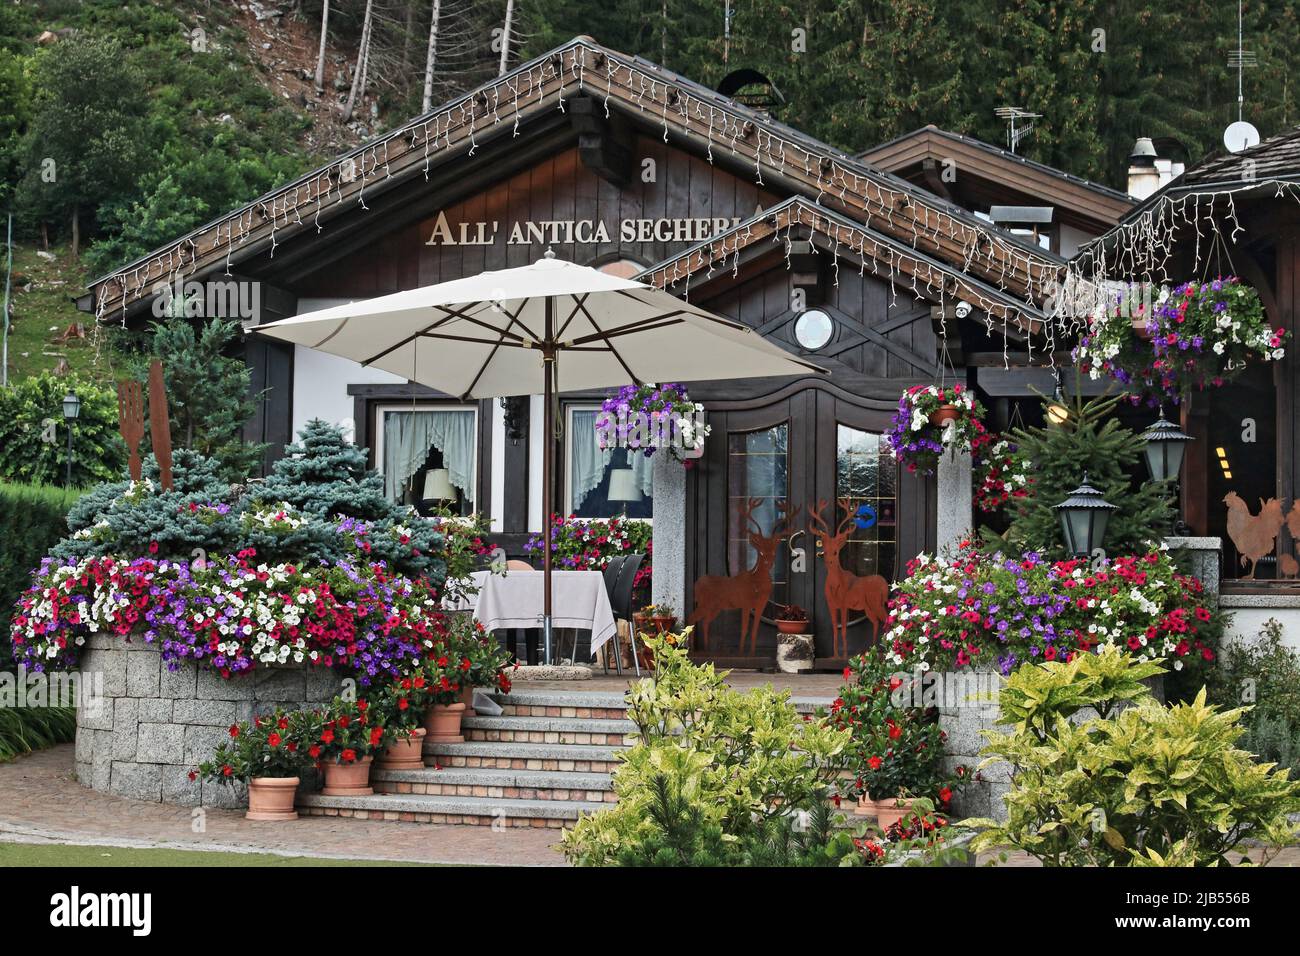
[684,382,934,669]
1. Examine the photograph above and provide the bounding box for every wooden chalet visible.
[79,38,1161,665]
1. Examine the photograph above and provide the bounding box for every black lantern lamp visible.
[1140,409,1194,535]
[1139,410,1194,482]
[1054,472,1118,557]
[62,391,80,488]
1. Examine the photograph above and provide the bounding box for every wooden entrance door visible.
[686,386,929,669]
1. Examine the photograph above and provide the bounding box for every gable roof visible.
[84,38,1061,322]
[860,125,1134,230]
[640,195,1045,334]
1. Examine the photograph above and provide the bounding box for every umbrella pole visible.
[542,300,555,665]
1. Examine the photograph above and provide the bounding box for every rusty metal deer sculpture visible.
[810,498,889,659]
[689,498,800,656]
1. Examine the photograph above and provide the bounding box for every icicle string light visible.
[93,39,1060,330]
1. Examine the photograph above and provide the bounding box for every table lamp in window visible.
[607,467,642,515]
[422,468,457,510]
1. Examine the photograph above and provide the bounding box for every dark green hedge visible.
[0,483,86,669]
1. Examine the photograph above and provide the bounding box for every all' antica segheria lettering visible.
[424,210,750,246]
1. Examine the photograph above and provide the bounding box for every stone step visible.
[297,791,606,828]
[491,689,830,719]
[373,766,617,804]
[461,714,634,746]
[491,691,629,720]
[423,739,624,774]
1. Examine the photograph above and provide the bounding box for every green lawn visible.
[0,841,431,867]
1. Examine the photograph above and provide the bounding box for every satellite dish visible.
[1224,120,1260,153]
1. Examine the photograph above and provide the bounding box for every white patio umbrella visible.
[256,251,825,662]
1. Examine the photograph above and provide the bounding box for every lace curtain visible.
[570,408,653,511]
[382,408,477,502]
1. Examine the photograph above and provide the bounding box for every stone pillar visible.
[1164,536,1223,596]
[651,452,687,617]
[75,636,341,808]
[936,449,973,556]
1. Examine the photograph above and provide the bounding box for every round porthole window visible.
[794,309,834,350]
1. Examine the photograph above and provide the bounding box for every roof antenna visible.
[1224,0,1260,152]
[1229,0,1257,124]
[995,106,1041,154]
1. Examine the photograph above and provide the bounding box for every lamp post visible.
[1054,473,1118,558]
[1139,409,1194,535]
[62,391,80,488]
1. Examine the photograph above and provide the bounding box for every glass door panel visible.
[726,423,791,613]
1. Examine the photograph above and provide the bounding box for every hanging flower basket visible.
[972,437,1033,514]
[1074,278,1288,404]
[886,384,987,475]
[929,404,960,426]
[594,383,709,461]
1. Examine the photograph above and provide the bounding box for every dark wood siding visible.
[294,138,779,298]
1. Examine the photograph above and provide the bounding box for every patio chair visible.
[558,555,625,665]
[605,552,645,677]
[591,556,626,671]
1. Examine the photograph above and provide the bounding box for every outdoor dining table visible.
[446,568,618,656]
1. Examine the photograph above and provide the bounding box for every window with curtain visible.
[379,406,477,515]
[567,406,653,519]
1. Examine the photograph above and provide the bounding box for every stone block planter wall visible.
[75,635,342,809]
[938,669,1165,823]
[936,670,1010,822]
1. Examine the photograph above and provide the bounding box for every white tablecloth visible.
[447,569,617,653]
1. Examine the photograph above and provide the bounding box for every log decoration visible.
[147,359,174,491]
[809,498,890,658]
[117,379,145,482]
[687,498,799,656]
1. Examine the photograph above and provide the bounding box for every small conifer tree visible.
[991,394,1175,560]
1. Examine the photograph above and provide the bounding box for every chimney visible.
[1127,137,1161,200]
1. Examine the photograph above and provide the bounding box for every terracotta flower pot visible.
[1130,315,1153,340]
[874,797,917,831]
[650,615,677,635]
[423,701,466,743]
[245,776,300,821]
[776,618,808,635]
[376,727,427,771]
[321,755,374,796]
[461,685,477,717]
[928,404,960,426]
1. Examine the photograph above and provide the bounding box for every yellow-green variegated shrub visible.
[967,647,1300,866]
[560,632,854,866]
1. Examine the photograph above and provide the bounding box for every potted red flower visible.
[418,625,474,743]
[823,649,964,825]
[775,604,810,635]
[193,708,316,820]
[371,672,436,771]
[458,616,513,716]
[312,696,382,796]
